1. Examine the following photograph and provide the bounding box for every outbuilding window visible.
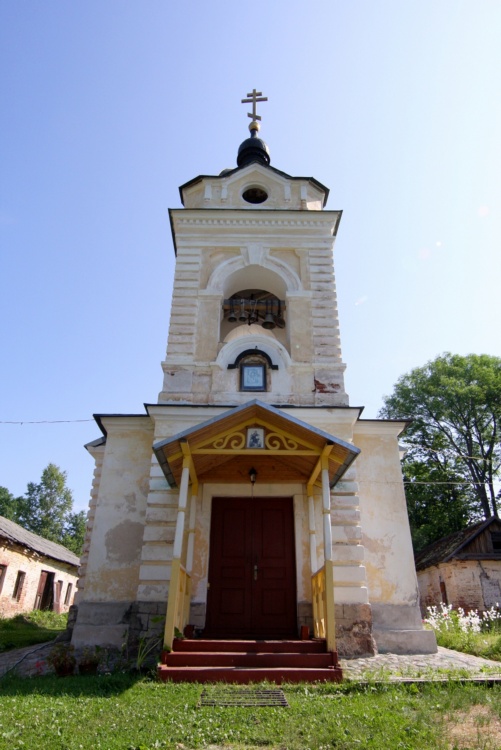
[13,571,26,601]
[64,582,73,606]
[491,532,501,553]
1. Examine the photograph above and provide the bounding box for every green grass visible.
[434,627,501,661]
[0,674,499,750]
[0,611,68,652]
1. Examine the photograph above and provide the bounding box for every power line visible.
[0,419,93,425]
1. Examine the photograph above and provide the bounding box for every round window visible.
[242,186,268,204]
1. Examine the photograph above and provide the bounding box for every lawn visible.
[0,673,500,750]
[0,611,68,652]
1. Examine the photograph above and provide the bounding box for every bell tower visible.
[73,91,436,662]
[159,91,348,408]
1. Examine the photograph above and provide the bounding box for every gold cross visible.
[241,89,268,122]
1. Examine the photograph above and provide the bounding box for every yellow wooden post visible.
[163,458,190,650]
[324,559,336,652]
[321,458,337,652]
[307,482,318,578]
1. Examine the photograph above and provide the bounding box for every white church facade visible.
[71,93,436,661]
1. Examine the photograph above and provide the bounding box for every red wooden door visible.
[205,497,297,639]
[34,571,54,610]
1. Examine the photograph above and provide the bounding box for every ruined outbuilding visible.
[416,518,501,615]
[0,515,79,617]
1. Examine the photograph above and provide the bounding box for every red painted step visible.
[157,639,343,684]
[163,651,336,668]
[157,665,343,684]
[170,638,333,655]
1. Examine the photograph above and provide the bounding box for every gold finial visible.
[241,89,268,129]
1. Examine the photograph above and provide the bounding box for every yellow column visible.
[186,488,198,575]
[307,485,318,575]
[321,463,336,652]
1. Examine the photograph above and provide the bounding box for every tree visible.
[401,458,481,551]
[0,486,22,521]
[16,463,73,542]
[61,510,87,556]
[1,465,86,555]
[379,353,501,539]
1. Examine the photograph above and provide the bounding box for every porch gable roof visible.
[153,400,360,490]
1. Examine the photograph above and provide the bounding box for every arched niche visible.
[215,329,292,371]
[207,256,301,299]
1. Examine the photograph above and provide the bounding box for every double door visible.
[205,497,297,639]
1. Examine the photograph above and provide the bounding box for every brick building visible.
[416,517,501,615]
[0,516,79,618]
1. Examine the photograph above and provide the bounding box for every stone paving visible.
[340,646,501,682]
[1,641,501,681]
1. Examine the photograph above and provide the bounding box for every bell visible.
[275,299,286,329]
[248,300,258,325]
[227,299,237,323]
[262,299,276,329]
[238,299,248,322]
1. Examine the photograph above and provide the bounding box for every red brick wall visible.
[0,542,78,618]
[418,559,501,615]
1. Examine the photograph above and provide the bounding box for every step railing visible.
[312,566,326,638]
[163,559,191,649]
[311,561,336,651]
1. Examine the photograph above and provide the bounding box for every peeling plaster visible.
[85,567,139,600]
[314,378,341,393]
[105,520,144,564]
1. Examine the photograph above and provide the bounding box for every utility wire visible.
[0,419,93,425]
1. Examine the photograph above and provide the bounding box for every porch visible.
[153,401,360,676]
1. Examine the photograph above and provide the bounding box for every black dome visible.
[237,134,270,168]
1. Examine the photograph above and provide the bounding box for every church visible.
[71,91,436,671]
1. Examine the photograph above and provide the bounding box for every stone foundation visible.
[371,603,437,654]
[297,601,313,633]
[71,601,166,652]
[335,603,377,658]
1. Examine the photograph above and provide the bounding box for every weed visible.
[425,603,501,661]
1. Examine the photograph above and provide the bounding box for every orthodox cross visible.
[241,89,268,122]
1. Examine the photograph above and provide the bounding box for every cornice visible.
[353,419,410,438]
[173,216,339,230]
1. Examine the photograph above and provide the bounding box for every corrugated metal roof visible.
[0,516,80,568]
[414,518,497,571]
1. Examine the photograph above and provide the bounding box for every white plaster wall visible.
[354,421,420,607]
[180,164,325,211]
[81,417,153,602]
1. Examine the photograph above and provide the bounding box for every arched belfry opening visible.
[221,289,287,348]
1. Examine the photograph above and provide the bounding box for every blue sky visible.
[1,1,500,512]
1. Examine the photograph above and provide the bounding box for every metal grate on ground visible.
[199,686,289,707]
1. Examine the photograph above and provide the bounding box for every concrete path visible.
[1,641,501,681]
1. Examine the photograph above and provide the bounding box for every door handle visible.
[253,564,258,581]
